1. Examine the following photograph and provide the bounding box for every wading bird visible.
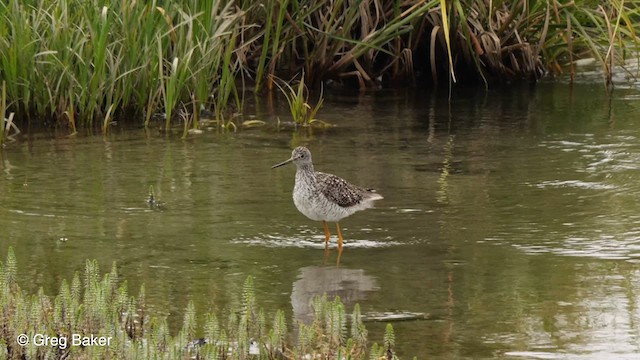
[272,147,383,263]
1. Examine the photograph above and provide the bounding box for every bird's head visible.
[271,146,313,168]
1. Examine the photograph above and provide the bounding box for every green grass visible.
[0,247,403,359]
[0,81,19,146]
[0,0,638,130]
[0,0,244,133]
[274,73,325,127]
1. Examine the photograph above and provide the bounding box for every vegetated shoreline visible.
[0,0,638,133]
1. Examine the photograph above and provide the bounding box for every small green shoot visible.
[274,73,326,127]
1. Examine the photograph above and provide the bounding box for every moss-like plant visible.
[0,248,408,360]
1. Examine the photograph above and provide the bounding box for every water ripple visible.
[504,351,563,359]
[8,209,59,218]
[541,136,640,174]
[512,235,640,261]
[534,180,616,190]
[232,234,402,249]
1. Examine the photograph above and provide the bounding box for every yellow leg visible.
[336,222,344,265]
[322,221,331,249]
[323,221,331,264]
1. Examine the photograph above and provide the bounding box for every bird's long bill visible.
[271,157,293,169]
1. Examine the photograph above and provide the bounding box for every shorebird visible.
[272,147,383,262]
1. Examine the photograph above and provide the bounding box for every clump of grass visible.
[428,0,640,85]
[275,74,326,127]
[0,0,244,133]
[0,248,406,359]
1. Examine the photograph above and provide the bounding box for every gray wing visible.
[316,171,366,208]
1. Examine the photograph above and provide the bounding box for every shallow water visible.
[1,83,640,359]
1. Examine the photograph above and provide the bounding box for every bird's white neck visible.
[294,164,316,190]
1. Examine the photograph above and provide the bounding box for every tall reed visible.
[0,0,638,129]
[0,81,6,144]
[0,0,244,132]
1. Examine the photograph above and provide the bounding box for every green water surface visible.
[1,83,640,359]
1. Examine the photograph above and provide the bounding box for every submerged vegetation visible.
[0,248,402,359]
[0,0,638,130]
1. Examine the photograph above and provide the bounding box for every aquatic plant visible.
[275,74,325,127]
[0,248,404,359]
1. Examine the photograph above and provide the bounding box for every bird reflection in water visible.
[290,266,378,325]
